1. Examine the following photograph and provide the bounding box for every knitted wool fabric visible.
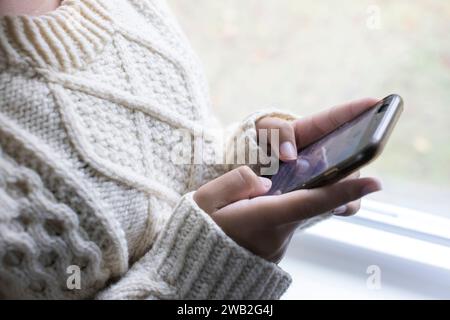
[0,0,296,299]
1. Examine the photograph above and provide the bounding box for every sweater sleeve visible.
[0,143,127,299]
[0,136,291,300]
[97,192,291,300]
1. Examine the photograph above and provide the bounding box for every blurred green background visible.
[168,0,450,216]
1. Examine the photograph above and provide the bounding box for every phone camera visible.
[378,103,388,113]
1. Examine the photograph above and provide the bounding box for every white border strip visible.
[299,201,450,271]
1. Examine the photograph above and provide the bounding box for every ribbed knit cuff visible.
[151,192,292,299]
[236,108,299,152]
[245,108,299,125]
[231,108,299,176]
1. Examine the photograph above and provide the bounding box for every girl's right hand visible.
[193,165,381,263]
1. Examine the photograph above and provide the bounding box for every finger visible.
[266,176,382,225]
[329,171,361,215]
[194,166,272,214]
[293,97,380,148]
[256,117,297,161]
[329,171,361,216]
[345,199,361,216]
[331,199,361,216]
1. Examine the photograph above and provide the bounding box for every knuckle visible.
[235,166,258,190]
[328,110,341,129]
[311,114,327,135]
[279,120,294,136]
[193,189,211,213]
[328,105,342,123]
[194,184,208,201]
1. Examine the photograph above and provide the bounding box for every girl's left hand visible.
[255,97,380,161]
[255,97,381,218]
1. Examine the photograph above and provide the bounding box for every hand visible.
[194,98,382,262]
[194,166,380,263]
[256,97,380,161]
[256,97,381,218]
[193,97,382,262]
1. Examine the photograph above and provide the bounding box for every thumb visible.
[194,166,272,214]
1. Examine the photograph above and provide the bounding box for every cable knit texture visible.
[0,0,294,299]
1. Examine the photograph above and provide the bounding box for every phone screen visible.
[267,104,381,195]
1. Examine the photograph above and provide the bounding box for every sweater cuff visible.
[237,108,299,149]
[151,192,292,299]
[245,108,299,125]
[232,108,299,176]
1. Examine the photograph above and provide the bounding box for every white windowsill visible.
[307,200,450,271]
[280,200,450,299]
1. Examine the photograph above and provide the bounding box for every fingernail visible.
[259,177,272,190]
[279,141,297,160]
[332,205,347,215]
[361,182,382,197]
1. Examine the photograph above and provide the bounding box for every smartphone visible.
[266,94,403,195]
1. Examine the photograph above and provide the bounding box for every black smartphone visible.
[266,94,403,195]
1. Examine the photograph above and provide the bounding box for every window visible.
[169,0,450,299]
[169,0,450,217]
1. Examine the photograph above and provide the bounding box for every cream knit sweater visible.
[0,0,295,299]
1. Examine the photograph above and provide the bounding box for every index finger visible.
[260,176,381,225]
[293,97,380,148]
